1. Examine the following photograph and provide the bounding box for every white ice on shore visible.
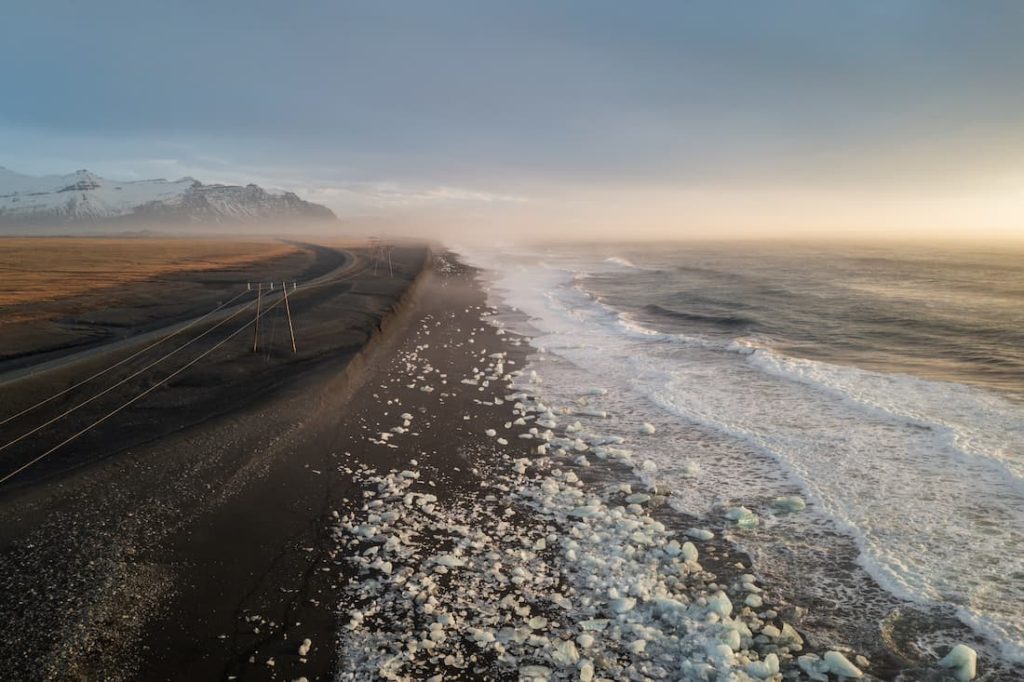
[772,496,806,513]
[328,303,887,681]
[724,506,759,529]
[937,644,978,681]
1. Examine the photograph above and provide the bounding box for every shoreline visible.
[464,245,1024,680]
[0,248,1010,680]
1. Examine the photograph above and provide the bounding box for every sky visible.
[2,1,1023,241]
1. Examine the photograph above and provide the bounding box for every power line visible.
[0,289,252,428]
[0,294,290,486]
[0,296,258,456]
[0,258,369,480]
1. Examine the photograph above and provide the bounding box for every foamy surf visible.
[459,244,1024,670]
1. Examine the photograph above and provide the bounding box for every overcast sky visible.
[3,1,1023,240]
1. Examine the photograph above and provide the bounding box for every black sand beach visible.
[4,245,1009,681]
[0,246,780,681]
[0,241,426,678]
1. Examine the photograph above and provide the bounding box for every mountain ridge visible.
[0,167,336,227]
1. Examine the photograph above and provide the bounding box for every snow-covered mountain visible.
[0,167,336,227]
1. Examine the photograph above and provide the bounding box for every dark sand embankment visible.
[0,242,426,679]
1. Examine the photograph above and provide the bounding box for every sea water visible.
[461,241,1024,676]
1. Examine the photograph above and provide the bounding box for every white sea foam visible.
[458,246,1024,664]
[603,256,639,269]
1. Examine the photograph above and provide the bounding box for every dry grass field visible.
[0,238,297,308]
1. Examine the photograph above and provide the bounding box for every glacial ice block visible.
[725,506,759,528]
[938,644,978,681]
[772,495,807,513]
[823,651,863,678]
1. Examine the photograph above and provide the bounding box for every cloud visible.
[2,2,1023,239]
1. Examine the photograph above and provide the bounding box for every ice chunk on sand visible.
[578,619,609,631]
[519,665,552,680]
[686,528,714,541]
[823,651,863,678]
[298,638,312,656]
[640,422,656,435]
[708,591,732,618]
[576,633,595,649]
[434,554,466,568]
[725,506,759,528]
[569,505,600,518]
[550,639,579,666]
[608,597,636,613]
[938,644,977,681]
[745,653,780,678]
[772,495,806,512]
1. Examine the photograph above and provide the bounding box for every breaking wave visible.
[459,246,1024,665]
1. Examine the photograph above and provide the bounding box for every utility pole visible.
[282,281,297,353]
[253,283,262,352]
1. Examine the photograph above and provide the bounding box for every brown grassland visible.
[0,238,297,308]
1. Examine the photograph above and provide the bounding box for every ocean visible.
[463,241,1024,677]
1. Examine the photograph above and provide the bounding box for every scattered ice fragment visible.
[772,495,807,512]
[608,597,636,614]
[519,664,553,680]
[725,506,759,528]
[569,505,600,518]
[578,619,609,631]
[434,554,466,568]
[686,528,714,541]
[640,422,656,435]
[823,651,863,678]
[550,639,580,666]
[298,638,312,656]
[576,633,595,649]
[746,653,780,678]
[707,591,733,617]
[937,644,977,681]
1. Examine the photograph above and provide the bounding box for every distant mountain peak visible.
[0,167,336,228]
